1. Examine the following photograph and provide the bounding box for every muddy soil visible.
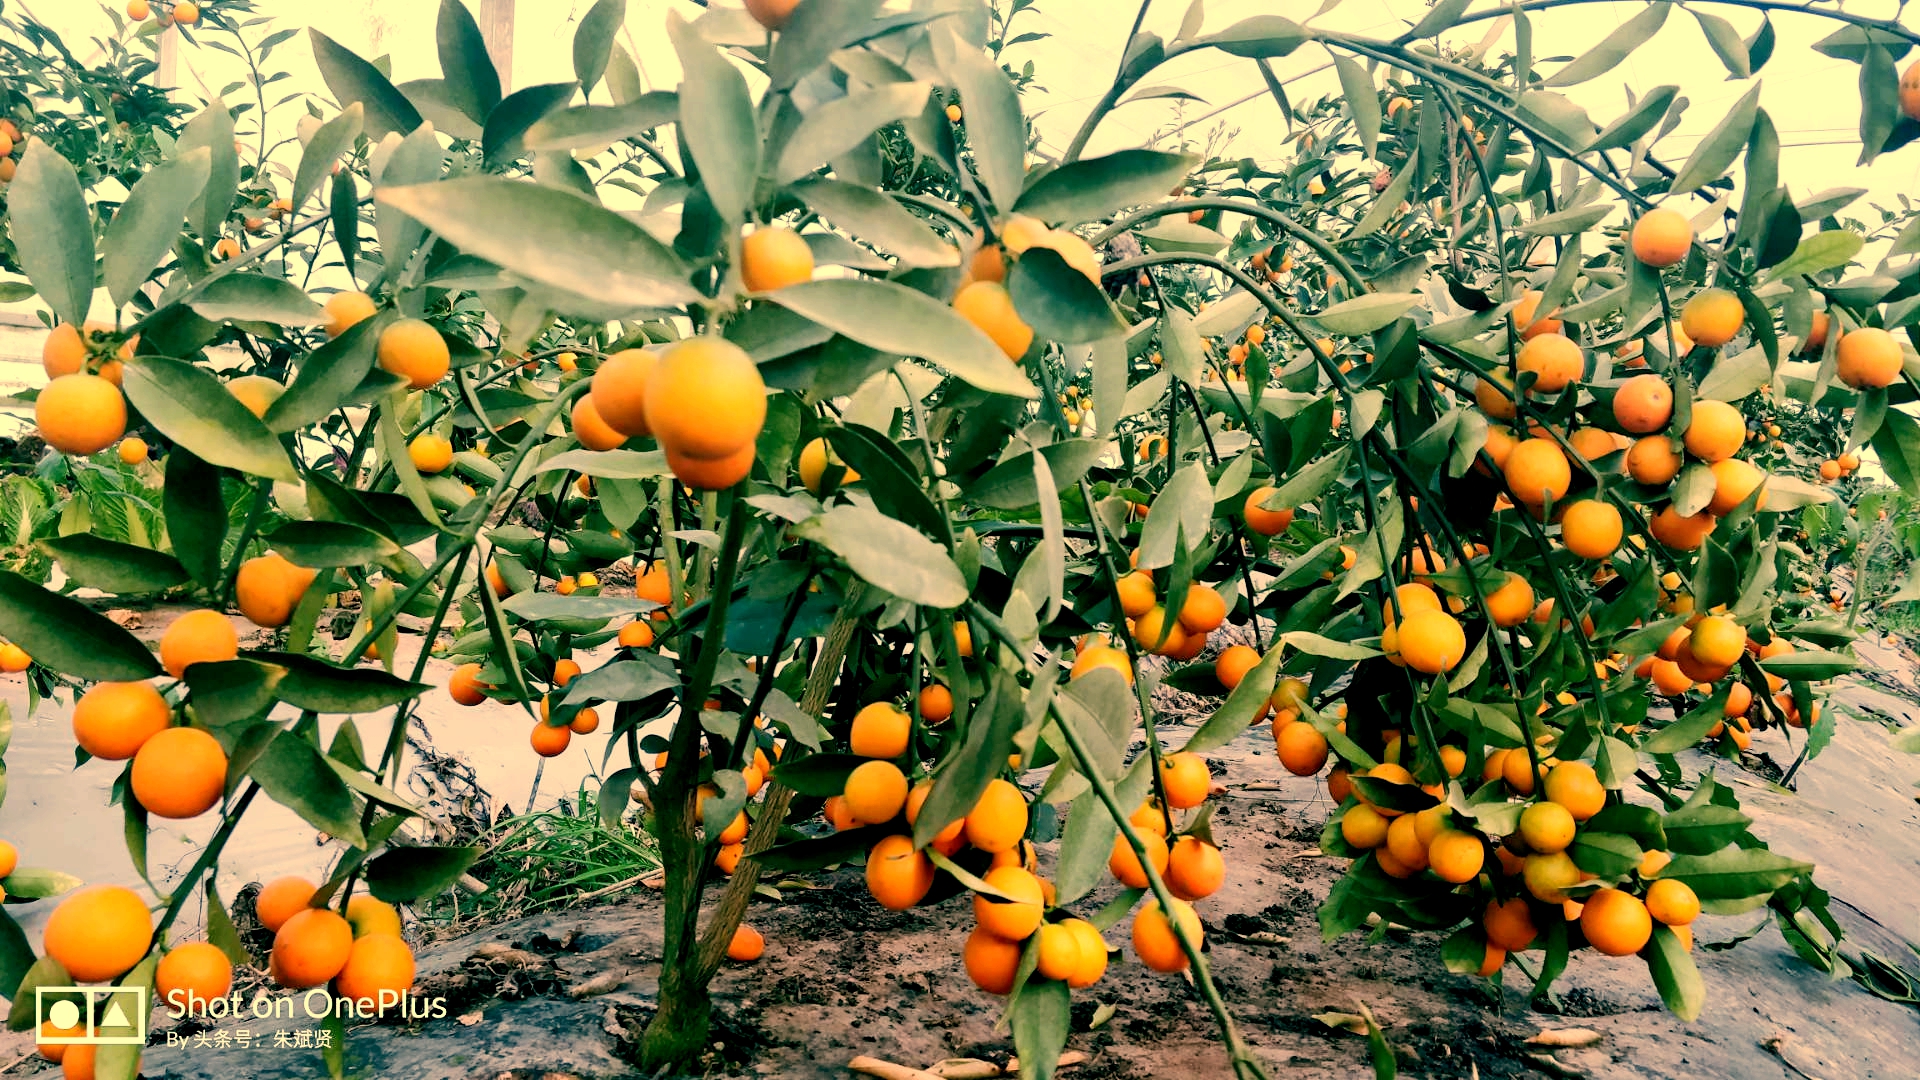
[8,637,1920,1078]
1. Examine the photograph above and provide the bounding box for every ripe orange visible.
[530,720,571,757]
[1242,486,1295,535]
[1688,614,1745,667]
[1115,571,1156,618]
[972,865,1044,940]
[1503,748,1541,795]
[589,349,658,436]
[160,609,238,678]
[1131,605,1188,656]
[1484,897,1537,951]
[117,437,148,465]
[130,727,227,819]
[1385,814,1431,873]
[1166,836,1226,900]
[1836,326,1904,389]
[235,551,319,628]
[1649,505,1715,551]
[1511,290,1562,340]
[174,0,199,23]
[952,281,1034,361]
[850,702,910,759]
[1580,888,1653,956]
[44,884,153,982]
[333,932,417,1002]
[1485,572,1535,627]
[1560,499,1623,559]
[1566,426,1618,463]
[255,876,316,932]
[965,778,1029,853]
[743,0,800,30]
[1903,58,1920,121]
[156,941,233,1012]
[665,443,755,490]
[866,834,934,910]
[1523,851,1580,903]
[1806,311,1831,351]
[1213,644,1259,689]
[1132,897,1201,973]
[740,226,815,292]
[963,926,1022,994]
[1429,830,1485,884]
[843,760,908,823]
[1516,334,1582,392]
[1645,878,1701,926]
[1397,608,1466,674]
[1108,830,1170,888]
[1474,371,1517,420]
[618,621,656,649]
[1612,374,1674,434]
[1518,801,1575,854]
[918,683,954,724]
[1177,584,1227,633]
[376,319,449,390]
[1626,436,1681,485]
[645,337,767,460]
[1543,761,1604,821]
[1679,288,1744,347]
[323,292,378,338]
[407,432,454,473]
[1275,719,1329,776]
[570,397,626,452]
[1063,919,1109,987]
[72,681,172,760]
[724,924,765,963]
[569,707,600,735]
[1070,644,1132,683]
[1503,438,1570,505]
[1034,921,1085,982]
[1158,752,1210,809]
[37,373,126,455]
[449,663,490,706]
[1630,207,1692,267]
[1683,400,1743,463]
[1341,804,1389,849]
[271,908,354,988]
[797,437,859,494]
[0,840,14,879]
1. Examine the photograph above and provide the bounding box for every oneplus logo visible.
[36,986,147,1046]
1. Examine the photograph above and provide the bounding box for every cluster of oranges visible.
[581,335,770,490]
[126,0,200,26]
[953,214,1102,363]
[0,118,23,183]
[250,877,415,1003]
[1112,572,1228,662]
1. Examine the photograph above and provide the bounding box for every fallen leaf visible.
[456,1010,482,1026]
[1524,1052,1587,1078]
[1089,1002,1116,1029]
[1312,1011,1369,1036]
[567,970,628,999]
[1526,1028,1604,1049]
[925,1060,1000,1079]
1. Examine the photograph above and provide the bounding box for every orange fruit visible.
[530,720,571,757]
[1645,878,1700,926]
[1275,720,1329,776]
[1683,400,1743,462]
[376,319,449,390]
[850,702,910,759]
[1725,682,1753,717]
[1560,499,1623,559]
[1484,897,1537,951]
[255,876,316,932]
[235,551,318,628]
[1630,207,1692,267]
[44,884,152,982]
[1836,326,1904,389]
[72,681,172,760]
[1485,572,1534,627]
[952,281,1034,361]
[1166,835,1225,900]
[0,841,14,879]
[645,337,767,460]
[1516,334,1582,392]
[130,727,227,819]
[117,437,148,465]
[724,924,764,963]
[569,707,600,735]
[1524,851,1580,903]
[333,931,417,1002]
[1158,752,1210,809]
[37,373,126,455]
[1503,748,1541,795]
[1543,761,1604,821]
[407,432,454,473]
[1385,814,1431,873]
[665,443,755,490]
[1035,921,1085,982]
[1819,459,1843,482]
[1397,608,1466,674]
[618,621,656,649]
[1132,897,1201,973]
[1518,801,1575,854]
[1502,438,1570,505]
[866,834,934,910]
[570,397,627,451]
[743,0,800,31]
[271,908,354,988]
[842,760,908,823]
[1115,571,1156,618]
[449,663,490,706]
[1649,505,1715,551]
[918,684,954,724]
[1131,606,1188,656]
[964,778,1029,853]
[1649,657,1693,695]
[1613,374,1674,434]
[1580,888,1653,956]
[323,291,377,337]
[963,926,1022,994]
[1177,585,1227,633]
[1566,426,1618,464]
[160,609,238,678]
[173,0,199,23]
[1688,614,1745,667]
[589,349,658,436]
[972,865,1044,940]
[740,226,814,292]
[156,941,233,1012]
[1429,830,1485,884]
[1627,436,1682,485]
[1341,804,1389,849]
[1242,487,1295,535]
[797,437,859,494]
[1213,645,1259,690]
[1679,288,1744,347]
[1511,290,1562,340]
[1063,919,1108,987]
[1108,830,1170,888]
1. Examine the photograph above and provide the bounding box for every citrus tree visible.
[2,0,1920,1078]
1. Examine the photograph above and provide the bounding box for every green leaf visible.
[122,358,299,482]
[1136,462,1213,570]
[436,0,501,124]
[1013,149,1195,226]
[1314,293,1420,335]
[190,274,326,324]
[1181,647,1283,755]
[967,441,1107,510]
[767,0,886,91]
[164,450,227,588]
[667,12,760,224]
[1690,8,1751,78]
[40,535,189,594]
[0,868,81,900]
[936,23,1025,210]
[176,101,239,253]
[1269,446,1351,509]
[1010,979,1072,1080]
[1544,2,1669,87]
[9,141,95,327]
[1198,15,1308,58]
[795,506,968,608]
[103,147,211,309]
[1568,831,1643,877]
[1007,248,1123,344]
[1646,925,1705,1020]
[183,659,283,726]
[378,178,699,308]
[1668,80,1762,193]
[1641,689,1731,755]
[266,521,400,567]
[1696,342,1771,401]
[1351,149,1418,239]
[776,82,930,185]
[483,81,580,169]
[255,652,427,714]
[1759,650,1855,681]
[366,845,479,903]
[0,570,160,680]
[768,279,1037,398]
[1589,85,1678,153]
[1658,845,1808,899]
[1333,54,1380,159]
[524,93,680,151]
[374,124,445,290]
[250,730,366,847]
[789,179,959,268]
[1139,219,1229,255]
[534,448,670,479]
[6,957,71,1031]
[1859,45,1899,166]
[769,753,867,797]
[310,29,422,139]
[0,909,36,1005]
[266,309,391,433]
[292,104,364,218]
[573,0,626,92]
[1518,201,1613,237]
[1872,407,1920,498]
[1764,229,1864,284]
[500,593,651,623]
[1274,631,1379,661]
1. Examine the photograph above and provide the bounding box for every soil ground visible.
[8,637,1920,1079]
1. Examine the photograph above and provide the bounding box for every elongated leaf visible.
[1590,85,1678,153]
[768,0,887,91]
[123,358,300,481]
[1690,8,1751,78]
[292,103,363,215]
[266,309,390,433]
[967,441,1108,510]
[437,0,501,123]
[524,93,679,150]
[1646,926,1704,1020]
[1199,15,1308,58]
[768,278,1037,398]
[1013,149,1194,226]
[366,845,479,903]
[1403,0,1472,41]
[1668,81,1761,193]
[311,29,422,139]
[573,0,626,93]
[1007,248,1124,343]
[501,593,651,622]
[937,23,1025,210]
[1765,230,1864,283]
[40,535,189,594]
[10,141,95,326]
[1544,3,1670,87]
[379,178,698,308]
[795,505,968,608]
[790,179,958,268]
[483,81,580,168]
[1519,201,1612,237]
[1314,293,1420,335]
[176,102,239,254]
[1010,980,1072,1080]
[104,148,211,308]
[668,12,759,224]
[190,274,326,324]
[1658,846,1810,900]
[0,570,160,680]
[251,731,366,847]
[1860,45,1899,166]
[165,449,227,587]
[267,521,400,567]
[779,81,931,184]
[1333,54,1380,159]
